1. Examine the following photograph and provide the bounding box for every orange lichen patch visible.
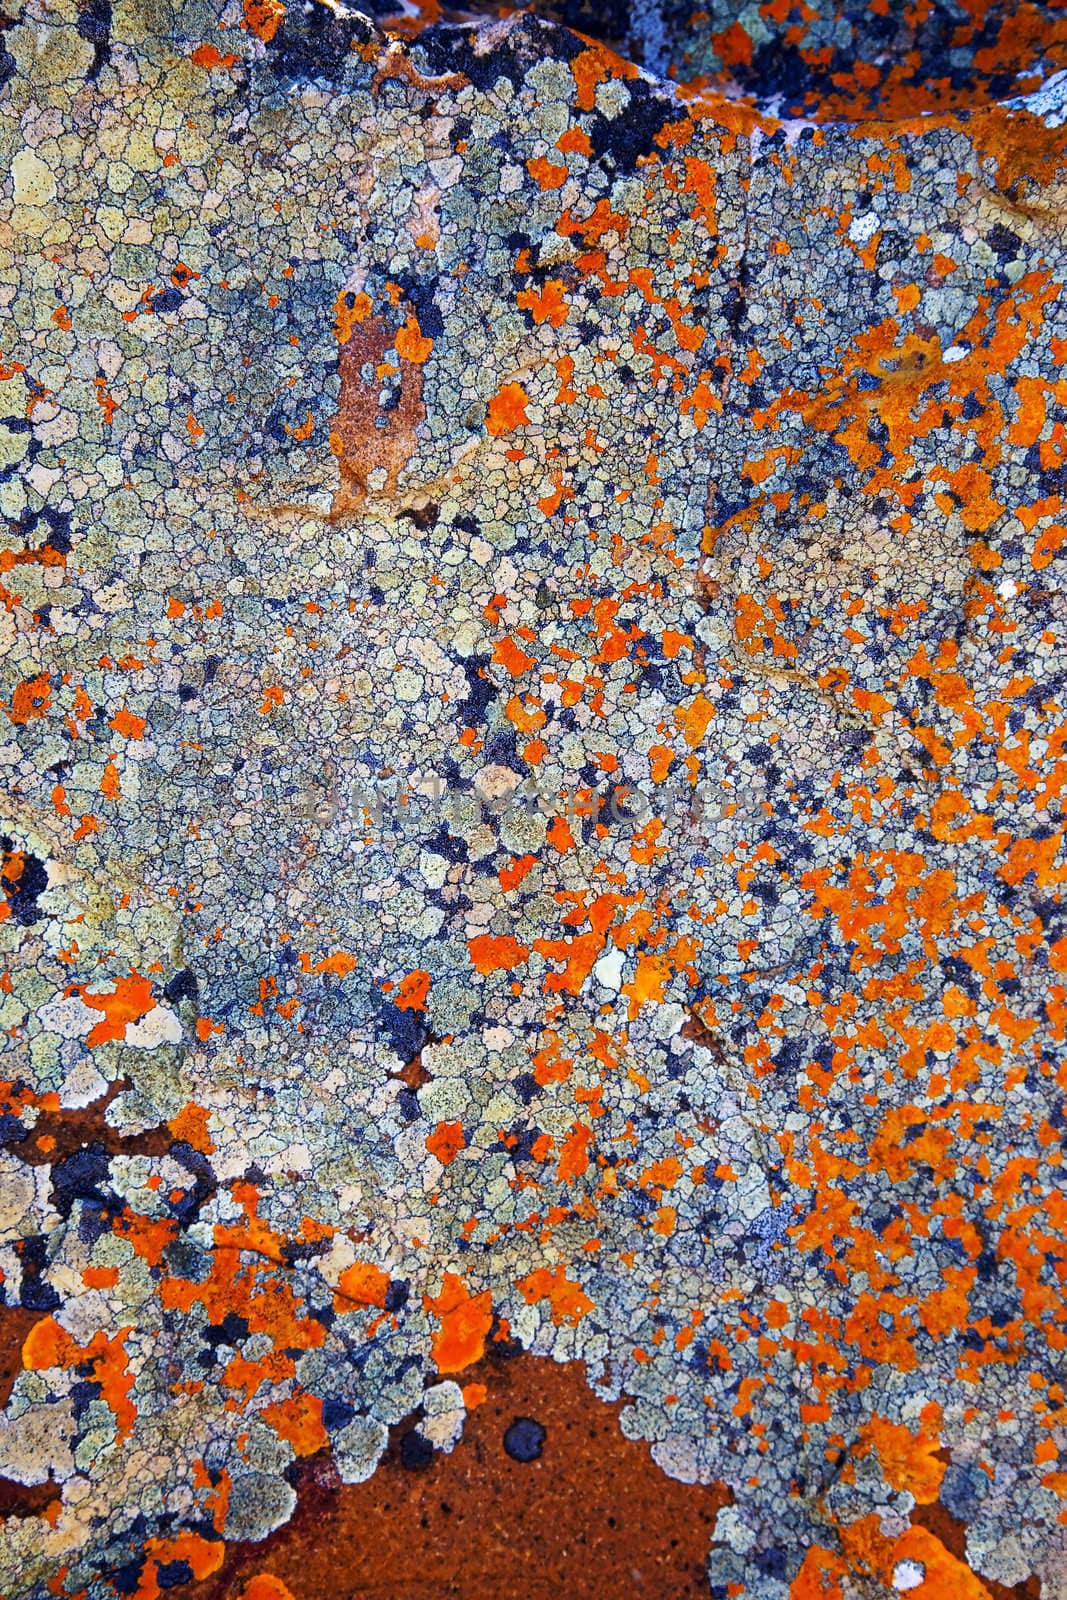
[527,155,568,190]
[882,1525,993,1600]
[242,0,285,43]
[569,39,638,112]
[169,1102,215,1155]
[261,1393,328,1457]
[393,968,431,1010]
[426,1120,465,1166]
[517,1264,594,1326]
[5,671,52,725]
[114,1210,177,1269]
[467,933,529,974]
[531,930,603,994]
[109,705,146,740]
[99,755,121,799]
[789,1545,846,1599]
[556,1120,593,1182]
[749,270,1062,516]
[0,847,34,924]
[331,309,425,511]
[238,1579,296,1600]
[189,42,239,69]
[394,315,433,364]
[499,853,537,892]
[136,1533,224,1600]
[640,1155,683,1192]
[424,1272,493,1374]
[79,970,156,1047]
[23,1318,136,1436]
[485,381,530,436]
[493,635,536,676]
[858,1413,945,1502]
[310,950,357,978]
[333,288,372,344]
[335,1261,390,1311]
[83,1265,119,1289]
[516,279,570,327]
[802,852,964,972]
[161,1185,326,1360]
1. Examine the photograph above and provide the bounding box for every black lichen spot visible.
[164,968,199,1006]
[108,1558,147,1597]
[15,1235,59,1312]
[587,78,676,173]
[322,1396,355,1431]
[76,0,111,79]
[459,654,496,726]
[400,1428,434,1470]
[0,1114,26,1147]
[49,1143,112,1220]
[151,285,184,315]
[424,824,468,864]
[397,500,440,531]
[168,1142,217,1223]
[416,13,582,93]
[384,1278,409,1312]
[155,1560,194,1589]
[203,1311,250,1350]
[376,998,431,1063]
[266,0,377,84]
[503,1416,546,1462]
[38,508,73,557]
[0,839,48,927]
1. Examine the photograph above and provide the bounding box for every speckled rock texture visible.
[1,2,1066,1596]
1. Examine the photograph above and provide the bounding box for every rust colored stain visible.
[15,1080,172,1167]
[0,1306,45,1411]
[174,1352,729,1600]
[331,312,426,513]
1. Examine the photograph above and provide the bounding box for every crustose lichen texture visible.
[1,0,1066,1595]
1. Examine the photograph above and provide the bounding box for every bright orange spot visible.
[888,1526,992,1600]
[425,1272,493,1374]
[486,382,530,437]
[336,1260,390,1311]
[395,315,433,364]
[83,1265,119,1289]
[108,706,146,740]
[189,42,239,68]
[169,1102,215,1155]
[262,1393,328,1457]
[313,950,357,978]
[860,1413,946,1503]
[80,970,156,1047]
[556,1120,593,1182]
[527,155,568,190]
[426,1120,466,1166]
[100,756,121,800]
[243,0,285,42]
[518,1263,593,1325]
[516,279,570,327]
[394,968,431,1010]
[493,635,536,676]
[6,672,52,726]
[467,934,529,975]
[239,1579,296,1600]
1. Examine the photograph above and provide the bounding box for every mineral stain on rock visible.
[331,298,429,514]
[168,1353,729,1600]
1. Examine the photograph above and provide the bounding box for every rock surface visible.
[1,1,1066,1596]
